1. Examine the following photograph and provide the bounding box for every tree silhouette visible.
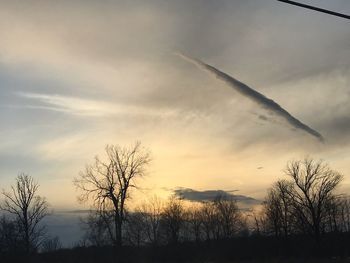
[264,180,294,237]
[284,158,343,243]
[138,196,163,246]
[161,196,185,245]
[1,174,49,254]
[213,195,243,239]
[74,142,151,247]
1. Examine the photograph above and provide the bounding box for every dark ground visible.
[4,234,350,263]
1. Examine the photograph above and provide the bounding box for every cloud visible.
[173,187,260,206]
[177,53,324,142]
[0,0,349,210]
[17,92,175,118]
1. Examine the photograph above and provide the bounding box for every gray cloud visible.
[178,53,324,142]
[174,187,260,206]
[0,0,349,210]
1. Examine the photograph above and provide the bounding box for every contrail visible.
[177,53,324,142]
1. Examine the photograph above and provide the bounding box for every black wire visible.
[277,0,350,20]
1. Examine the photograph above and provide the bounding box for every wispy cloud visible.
[177,53,324,142]
[17,92,175,118]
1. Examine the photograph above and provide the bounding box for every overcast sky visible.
[0,0,349,210]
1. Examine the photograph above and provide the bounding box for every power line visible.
[277,0,350,20]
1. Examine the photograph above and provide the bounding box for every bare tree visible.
[74,142,151,247]
[321,195,350,234]
[1,174,49,253]
[139,196,163,246]
[199,201,217,241]
[338,197,350,232]
[186,206,203,243]
[263,180,294,237]
[161,196,185,244]
[284,158,343,243]
[124,211,146,247]
[264,187,283,237]
[250,208,268,236]
[213,195,243,239]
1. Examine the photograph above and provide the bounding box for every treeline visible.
[1,142,350,262]
[82,195,247,247]
[74,155,350,261]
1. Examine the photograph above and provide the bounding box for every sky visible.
[0,0,350,214]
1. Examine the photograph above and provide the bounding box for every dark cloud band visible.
[174,187,260,206]
[178,53,324,142]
